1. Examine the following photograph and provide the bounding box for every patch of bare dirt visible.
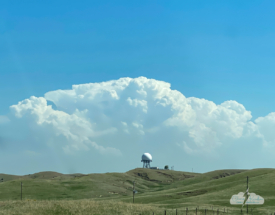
[212,171,243,179]
[177,190,207,196]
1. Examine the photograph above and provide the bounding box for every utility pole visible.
[246,176,249,214]
[133,181,135,203]
[21,182,22,200]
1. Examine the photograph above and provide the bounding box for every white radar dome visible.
[141,153,152,161]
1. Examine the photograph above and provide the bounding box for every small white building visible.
[150,167,159,170]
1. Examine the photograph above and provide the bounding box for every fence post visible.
[186,207,188,215]
[165,210,166,215]
[176,209,177,215]
[205,208,206,215]
[196,208,197,215]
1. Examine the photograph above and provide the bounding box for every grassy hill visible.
[0,168,274,214]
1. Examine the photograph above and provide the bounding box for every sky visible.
[1,1,275,175]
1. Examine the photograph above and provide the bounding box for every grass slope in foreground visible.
[0,168,274,214]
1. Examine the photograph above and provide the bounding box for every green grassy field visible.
[0,168,274,214]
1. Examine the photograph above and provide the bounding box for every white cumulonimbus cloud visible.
[1,76,275,156]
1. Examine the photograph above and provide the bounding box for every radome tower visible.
[141,153,152,168]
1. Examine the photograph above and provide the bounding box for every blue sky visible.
[1,1,275,175]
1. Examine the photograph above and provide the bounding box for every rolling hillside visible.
[0,168,274,214]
